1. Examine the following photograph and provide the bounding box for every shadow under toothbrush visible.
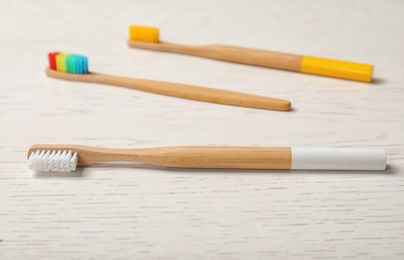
[371,78,386,85]
[33,164,396,178]
[35,168,85,178]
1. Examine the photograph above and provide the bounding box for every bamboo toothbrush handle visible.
[144,146,293,169]
[28,145,292,169]
[45,68,291,111]
[199,45,373,83]
[128,41,373,82]
[28,145,386,170]
[128,41,301,72]
[184,44,303,72]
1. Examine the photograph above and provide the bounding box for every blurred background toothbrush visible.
[46,52,291,111]
[128,25,373,83]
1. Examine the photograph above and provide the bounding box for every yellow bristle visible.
[140,27,146,42]
[146,28,152,42]
[56,53,68,72]
[153,28,159,42]
[129,26,159,43]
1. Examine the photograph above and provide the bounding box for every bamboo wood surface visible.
[45,68,291,111]
[2,0,404,259]
[28,145,292,169]
[128,40,303,72]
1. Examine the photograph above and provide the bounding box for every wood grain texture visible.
[1,0,404,259]
[46,68,291,111]
[28,145,292,169]
[127,41,303,72]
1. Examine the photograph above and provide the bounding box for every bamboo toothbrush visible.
[46,52,291,111]
[128,25,373,83]
[27,144,386,172]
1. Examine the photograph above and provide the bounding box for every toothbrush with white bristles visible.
[28,150,78,172]
[27,144,387,172]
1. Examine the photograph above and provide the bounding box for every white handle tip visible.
[291,148,386,171]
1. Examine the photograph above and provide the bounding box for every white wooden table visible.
[1,0,403,259]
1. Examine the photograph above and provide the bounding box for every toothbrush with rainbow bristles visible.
[45,52,291,111]
[127,25,373,83]
[27,144,387,172]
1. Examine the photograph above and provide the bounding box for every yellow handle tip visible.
[301,56,373,83]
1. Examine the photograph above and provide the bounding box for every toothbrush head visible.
[48,52,89,74]
[129,25,160,43]
[28,150,78,172]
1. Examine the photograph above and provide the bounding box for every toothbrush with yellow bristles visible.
[46,52,291,111]
[128,25,373,83]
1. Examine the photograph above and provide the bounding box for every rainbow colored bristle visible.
[129,26,159,43]
[48,52,89,74]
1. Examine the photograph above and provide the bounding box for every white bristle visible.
[28,150,78,172]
